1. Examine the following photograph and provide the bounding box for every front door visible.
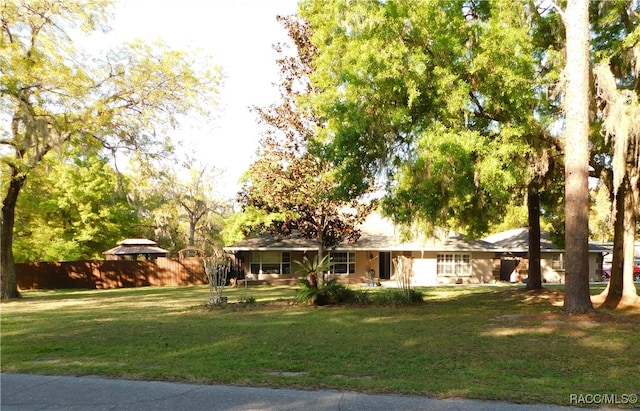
[379,252,391,280]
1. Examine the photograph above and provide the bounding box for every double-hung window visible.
[436,253,471,276]
[551,253,564,271]
[330,252,356,275]
[250,251,291,275]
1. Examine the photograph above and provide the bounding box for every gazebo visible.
[103,239,169,261]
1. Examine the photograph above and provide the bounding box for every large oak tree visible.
[299,0,564,290]
[1,1,221,298]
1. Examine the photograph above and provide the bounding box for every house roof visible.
[224,214,611,255]
[481,228,559,252]
[481,228,610,254]
[103,239,169,256]
[223,233,319,252]
[224,213,499,253]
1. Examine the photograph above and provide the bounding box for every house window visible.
[551,253,564,271]
[437,253,471,276]
[250,251,291,275]
[330,252,356,274]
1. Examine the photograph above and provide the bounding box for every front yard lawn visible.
[1,284,638,407]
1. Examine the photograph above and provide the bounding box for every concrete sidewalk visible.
[1,373,588,410]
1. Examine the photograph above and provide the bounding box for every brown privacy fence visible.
[16,258,208,290]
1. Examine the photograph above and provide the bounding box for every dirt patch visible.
[591,292,640,311]
[494,287,566,307]
[491,288,639,327]
[517,288,565,306]
[502,287,640,314]
[536,311,639,327]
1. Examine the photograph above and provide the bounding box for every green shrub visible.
[371,289,424,306]
[297,278,359,305]
[352,289,372,305]
[297,278,424,306]
[296,277,321,304]
[239,296,256,305]
[406,288,424,303]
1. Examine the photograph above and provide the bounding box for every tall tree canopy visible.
[239,16,373,268]
[1,0,221,298]
[130,161,229,257]
[301,0,543,234]
[12,147,138,262]
[298,0,637,308]
[299,0,565,292]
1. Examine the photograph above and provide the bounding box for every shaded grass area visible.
[1,284,639,407]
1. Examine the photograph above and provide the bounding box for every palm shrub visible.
[294,255,332,285]
[294,254,333,287]
[294,255,346,305]
[296,277,337,305]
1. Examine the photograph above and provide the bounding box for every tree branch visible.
[549,0,567,26]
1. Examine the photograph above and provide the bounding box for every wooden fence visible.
[16,258,208,290]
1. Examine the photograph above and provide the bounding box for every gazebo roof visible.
[103,239,169,256]
[116,238,159,246]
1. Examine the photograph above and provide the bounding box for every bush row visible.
[297,278,424,306]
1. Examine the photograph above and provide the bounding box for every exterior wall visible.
[235,250,523,286]
[470,252,496,284]
[290,251,312,276]
[540,256,562,283]
[396,251,495,285]
[537,252,603,283]
[355,251,373,278]
[588,253,602,282]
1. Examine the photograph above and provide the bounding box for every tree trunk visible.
[624,167,640,301]
[601,182,625,306]
[621,184,638,300]
[317,229,325,288]
[600,169,639,307]
[527,183,543,290]
[562,0,594,314]
[189,219,196,247]
[1,168,26,300]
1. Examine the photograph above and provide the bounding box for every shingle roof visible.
[481,228,558,252]
[224,213,498,253]
[481,228,610,253]
[225,216,610,255]
[223,233,318,251]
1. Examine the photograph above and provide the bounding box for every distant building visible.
[103,239,169,261]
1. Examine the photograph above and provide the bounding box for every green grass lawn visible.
[1,284,639,407]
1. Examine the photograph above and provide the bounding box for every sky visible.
[105,0,300,199]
